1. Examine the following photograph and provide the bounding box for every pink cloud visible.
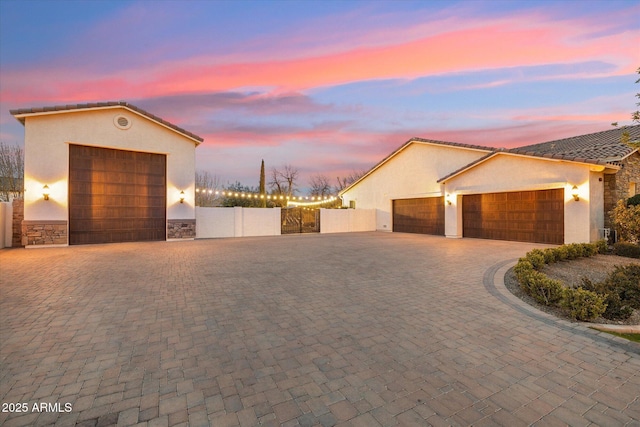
[2,9,637,105]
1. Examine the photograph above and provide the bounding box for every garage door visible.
[69,145,166,245]
[463,189,564,244]
[393,197,444,235]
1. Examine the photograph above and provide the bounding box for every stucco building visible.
[10,101,202,247]
[340,126,640,244]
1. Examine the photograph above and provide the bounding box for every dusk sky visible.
[1,0,638,192]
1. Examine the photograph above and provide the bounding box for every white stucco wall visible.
[320,208,376,233]
[195,207,281,238]
[22,107,197,225]
[340,142,490,231]
[443,154,601,243]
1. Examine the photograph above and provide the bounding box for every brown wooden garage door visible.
[463,189,564,244]
[69,145,166,245]
[393,197,444,235]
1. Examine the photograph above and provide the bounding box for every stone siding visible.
[22,220,68,246]
[167,219,196,239]
[12,199,24,247]
[604,151,640,231]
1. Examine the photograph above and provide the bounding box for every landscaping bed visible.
[505,250,640,325]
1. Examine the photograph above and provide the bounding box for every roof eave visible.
[10,102,204,146]
[339,138,494,196]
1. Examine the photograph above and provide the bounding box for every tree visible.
[309,174,332,198]
[610,199,640,244]
[259,159,266,208]
[269,164,299,203]
[0,142,24,202]
[221,181,261,207]
[334,170,367,193]
[620,67,640,149]
[632,66,640,125]
[195,170,222,207]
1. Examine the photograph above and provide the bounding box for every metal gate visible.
[281,207,320,234]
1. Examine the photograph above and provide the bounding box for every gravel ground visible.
[504,254,640,325]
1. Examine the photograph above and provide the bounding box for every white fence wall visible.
[320,208,376,234]
[196,207,281,239]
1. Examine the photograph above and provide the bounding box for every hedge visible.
[514,241,609,321]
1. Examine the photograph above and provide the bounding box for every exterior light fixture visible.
[179,190,185,204]
[42,184,50,201]
[571,185,579,201]
[446,194,452,205]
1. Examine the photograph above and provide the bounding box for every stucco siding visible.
[341,142,488,231]
[443,154,596,244]
[23,108,196,226]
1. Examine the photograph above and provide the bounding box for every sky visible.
[1,0,639,193]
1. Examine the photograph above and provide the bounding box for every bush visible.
[525,249,546,270]
[580,265,640,320]
[514,259,534,283]
[581,278,632,320]
[555,246,569,261]
[613,242,640,259]
[628,194,640,207]
[596,239,609,254]
[543,248,559,264]
[610,200,640,244]
[603,265,640,309]
[581,243,598,257]
[566,243,584,259]
[524,272,564,306]
[561,287,607,321]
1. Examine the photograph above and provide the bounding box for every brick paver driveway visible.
[1,232,639,426]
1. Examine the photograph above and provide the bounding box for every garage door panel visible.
[463,189,564,244]
[393,197,445,235]
[69,145,166,245]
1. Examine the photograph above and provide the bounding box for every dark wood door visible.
[69,145,166,245]
[462,189,564,244]
[393,197,445,235]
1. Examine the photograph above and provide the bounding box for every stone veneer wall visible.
[604,152,640,230]
[12,199,24,247]
[167,219,196,239]
[22,220,68,246]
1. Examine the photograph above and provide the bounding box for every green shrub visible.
[580,265,640,320]
[514,259,534,279]
[524,272,564,306]
[603,265,640,309]
[561,287,607,321]
[595,239,608,255]
[613,242,640,259]
[543,248,559,264]
[566,243,584,259]
[628,194,640,207]
[581,243,598,257]
[555,246,569,261]
[525,249,546,270]
[610,200,640,243]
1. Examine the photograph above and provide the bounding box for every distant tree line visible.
[195,162,365,208]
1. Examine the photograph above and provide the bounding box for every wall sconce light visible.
[571,185,580,201]
[446,194,452,205]
[179,190,185,204]
[42,185,50,201]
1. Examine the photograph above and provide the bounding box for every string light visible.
[195,188,338,204]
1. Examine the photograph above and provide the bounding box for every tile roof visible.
[10,101,204,144]
[509,125,640,162]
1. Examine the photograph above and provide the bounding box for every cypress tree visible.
[259,159,266,208]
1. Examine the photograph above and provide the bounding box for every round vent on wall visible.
[113,114,132,130]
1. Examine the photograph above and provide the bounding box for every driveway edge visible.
[484,259,640,355]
